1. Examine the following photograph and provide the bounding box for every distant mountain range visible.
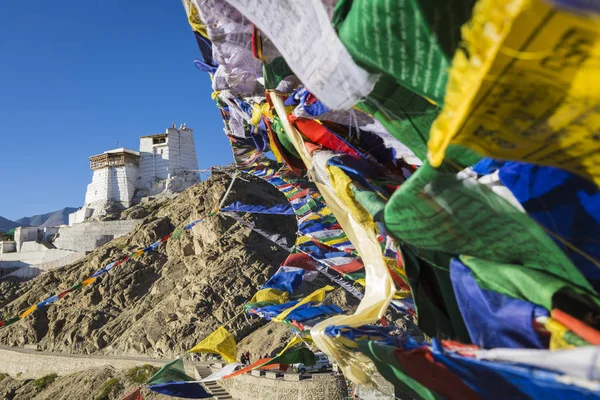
[0,216,19,232]
[0,207,78,231]
[15,207,78,228]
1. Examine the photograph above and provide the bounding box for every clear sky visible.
[0,1,232,220]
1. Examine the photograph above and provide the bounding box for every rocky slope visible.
[0,365,173,400]
[15,207,78,228]
[0,172,358,360]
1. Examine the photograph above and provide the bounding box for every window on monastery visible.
[153,137,166,145]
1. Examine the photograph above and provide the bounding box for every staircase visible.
[195,365,234,400]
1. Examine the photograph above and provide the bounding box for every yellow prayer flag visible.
[322,236,350,246]
[183,0,209,38]
[189,326,237,364]
[19,305,37,319]
[327,166,374,230]
[250,103,273,126]
[273,286,335,322]
[295,235,314,246]
[354,279,366,288]
[82,277,96,286]
[249,288,290,305]
[545,317,575,350]
[428,0,600,184]
[131,250,144,259]
[277,336,304,356]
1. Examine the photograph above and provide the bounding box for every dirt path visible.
[0,345,200,379]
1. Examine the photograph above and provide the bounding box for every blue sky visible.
[0,1,232,220]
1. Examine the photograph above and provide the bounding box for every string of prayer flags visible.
[183,0,600,395]
[272,285,335,322]
[0,217,208,329]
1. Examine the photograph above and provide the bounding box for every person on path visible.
[240,353,247,365]
[245,350,251,364]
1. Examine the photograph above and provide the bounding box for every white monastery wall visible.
[168,127,199,175]
[86,164,139,208]
[14,227,39,252]
[69,208,93,226]
[138,138,169,190]
[85,168,110,205]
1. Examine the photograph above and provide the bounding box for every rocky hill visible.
[15,207,79,228]
[0,172,358,361]
[0,365,172,400]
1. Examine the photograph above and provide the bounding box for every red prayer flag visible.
[121,387,143,400]
[394,346,481,400]
[288,116,362,159]
[552,309,600,345]
[224,358,274,379]
[330,259,364,274]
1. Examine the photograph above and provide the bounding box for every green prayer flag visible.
[146,358,194,385]
[564,331,590,347]
[171,230,184,240]
[294,200,321,216]
[358,341,442,400]
[334,0,481,168]
[355,70,480,168]
[461,256,600,310]
[402,244,471,343]
[263,347,317,367]
[271,116,300,158]
[350,184,386,221]
[384,163,596,295]
[332,0,475,104]
[263,57,294,90]
[344,272,366,281]
[4,316,20,327]
[71,282,83,291]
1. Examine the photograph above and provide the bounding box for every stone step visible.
[194,364,234,400]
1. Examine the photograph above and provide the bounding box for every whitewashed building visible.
[137,124,199,195]
[69,124,199,225]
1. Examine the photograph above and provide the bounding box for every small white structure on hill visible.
[69,124,199,225]
[86,148,141,208]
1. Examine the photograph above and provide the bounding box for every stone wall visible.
[68,207,93,226]
[218,370,348,400]
[14,227,38,252]
[4,251,87,279]
[53,220,140,252]
[0,241,16,254]
[0,248,78,267]
[0,346,196,379]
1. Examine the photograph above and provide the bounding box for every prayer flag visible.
[189,326,237,364]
